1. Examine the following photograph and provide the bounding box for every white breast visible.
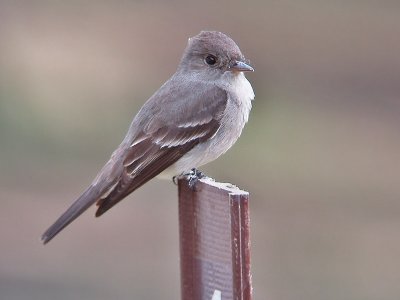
[164,72,255,176]
[226,72,255,123]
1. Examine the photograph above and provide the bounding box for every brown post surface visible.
[178,176,252,300]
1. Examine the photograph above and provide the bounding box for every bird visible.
[41,31,255,244]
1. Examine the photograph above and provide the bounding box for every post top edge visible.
[199,176,249,195]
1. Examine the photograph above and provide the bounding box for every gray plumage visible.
[41,31,254,244]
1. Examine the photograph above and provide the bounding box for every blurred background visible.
[1,1,399,299]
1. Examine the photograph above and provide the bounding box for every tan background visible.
[1,1,399,299]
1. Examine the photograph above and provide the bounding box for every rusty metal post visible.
[178,176,252,300]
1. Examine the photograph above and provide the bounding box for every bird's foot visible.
[172,168,205,190]
[187,168,205,189]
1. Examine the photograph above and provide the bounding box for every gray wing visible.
[42,80,227,243]
[95,80,228,216]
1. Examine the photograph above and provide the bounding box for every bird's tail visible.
[41,185,102,244]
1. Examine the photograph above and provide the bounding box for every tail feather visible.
[41,186,101,244]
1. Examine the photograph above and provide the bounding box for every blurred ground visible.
[0,1,399,299]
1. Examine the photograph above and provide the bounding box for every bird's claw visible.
[172,168,205,190]
[187,168,205,189]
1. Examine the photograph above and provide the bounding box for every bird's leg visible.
[172,168,205,189]
[192,168,205,179]
[187,168,205,189]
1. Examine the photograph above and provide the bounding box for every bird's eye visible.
[205,55,217,66]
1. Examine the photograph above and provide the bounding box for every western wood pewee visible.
[42,31,255,244]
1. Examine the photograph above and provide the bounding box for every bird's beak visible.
[229,60,254,72]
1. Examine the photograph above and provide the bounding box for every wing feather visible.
[95,83,227,216]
